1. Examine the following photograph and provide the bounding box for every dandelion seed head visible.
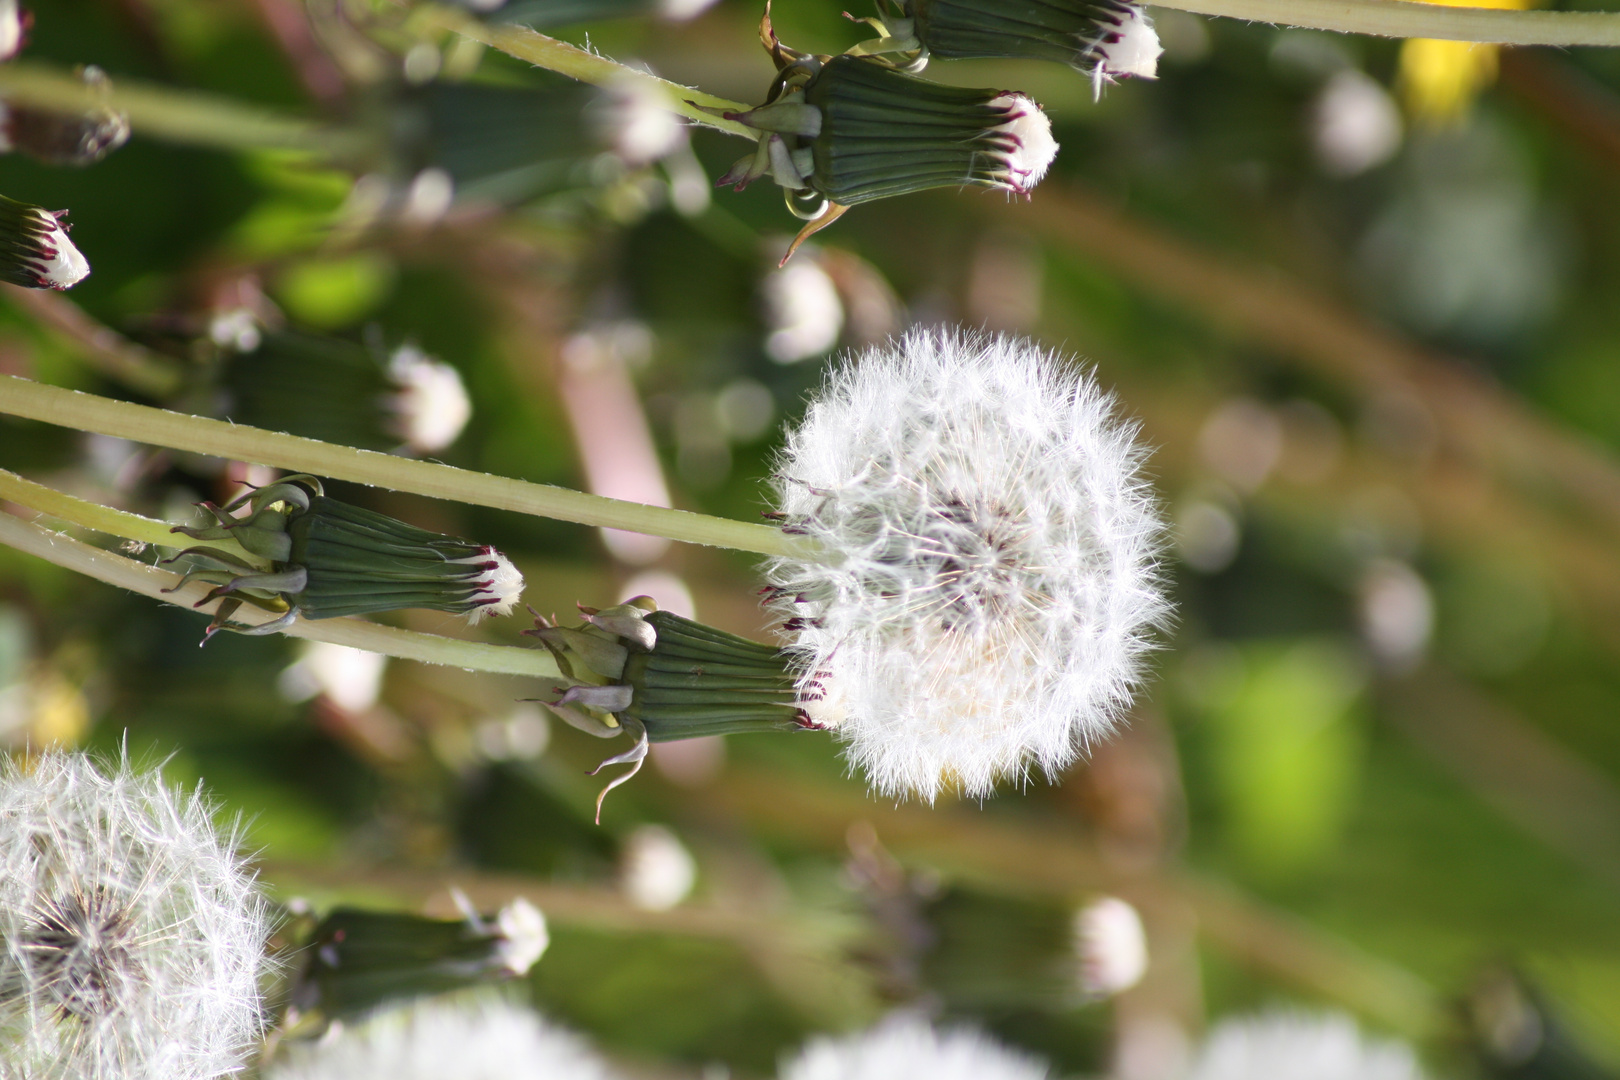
[1189,1012,1428,1080]
[766,329,1167,801]
[781,1013,1049,1080]
[0,752,271,1080]
[267,997,615,1080]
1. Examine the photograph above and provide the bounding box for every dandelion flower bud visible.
[858,0,1162,97]
[782,1013,1050,1080]
[267,997,616,1080]
[0,87,129,166]
[0,195,88,290]
[0,752,271,1079]
[289,897,547,1020]
[166,474,523,639]
[765,329,1168,802]
[386,344,472,454]
[0,0,29,62]
[1073,895,1147,998]
[719,55,1057,217]
[1189,1012,1429,1080]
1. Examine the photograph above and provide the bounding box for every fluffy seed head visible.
[1189,1012,1428,1080]
[766,329,1167,801]
[266,997,616,1080]
[0,752,271,1080]
[781,1013,1049,1080]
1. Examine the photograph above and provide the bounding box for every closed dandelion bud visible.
[267,997,615,1080]
[526,597,819,820]
[0,0,29,62]
[720,55,1056,217]
[0,752,272,1080]
[0,195,87,290]
[858,0,1161,97]
[781,1013,1051,1080]
[0,99,129,166]
[1189,1012,1429,1080]
[289,897,547,1020]
[165,474,523,639]
[764,329,1168,802]
[224,332,470,455]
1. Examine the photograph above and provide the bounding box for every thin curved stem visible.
[0,510,560,677]
[413,4,758,139]
[1147,0,1620,46]
[0,376,809,558]
[0,467,246,555]
[0,62,369,157]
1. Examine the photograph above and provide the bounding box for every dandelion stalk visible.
[1146,0,1620,47]
[0,61,367,156]
[0,466,236,554]
[0,510,560,677]
[413,4,758,139]
[0,375,806,557]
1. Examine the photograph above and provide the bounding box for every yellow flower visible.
[1398,0,1534,122]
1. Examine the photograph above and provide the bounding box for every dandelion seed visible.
[0,751,271,1080]
[266,996,616,1080]
[764,329,1168,801]
[781,1013,1050,1080]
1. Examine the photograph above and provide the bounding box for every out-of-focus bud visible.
[619,824,697,910]
[0,194,87,289]
[1074,895,1148,998]
[0,68,129,165]
[462,0,719,27]
[0,0,30,62]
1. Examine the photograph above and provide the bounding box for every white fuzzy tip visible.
[467,549,524,623]
[782,1014,1049,1080]
[387,345,471,454]
[989,95,1058,195]
[766,329,1168,802]
[0,0,25,62]
[1096,4,1162,81]
[596,78,687,166]
[1190,1012,1429,1080]
[1075,896,1148,997]
[29,209,90,290]
[659,0,720,19]
[0,752,272,1080]
[266,997,615,1080]
[493,897,549,975]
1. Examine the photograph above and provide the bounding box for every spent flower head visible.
[1189,1011,1429,1080]
[0,195,88,291]
[0,751,272,1080]
[781,1013,1049,1080]
[764,329,1168,801]
[267,996,615,1080]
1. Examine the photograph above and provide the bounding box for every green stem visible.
[0,510,560,677]
[0,375,810,558]
[4,287,184,400]
[0,467,251,555]
[413,4,758,139]
[1147,0,1620,46]
[0,62,369,157]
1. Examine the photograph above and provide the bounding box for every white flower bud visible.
[1074,895,1148,997]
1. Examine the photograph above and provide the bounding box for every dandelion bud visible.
[526,597,819,820]
[267,997,615,1080]
[0,752,271,1079]
[386,344,472,454]
[1189,1012,1429,1080]
[0,195,88,290]
[764,329,1168,802]
[720,54,1057,218]
[781,1013,1050,1080]
[1073,895,1147,997]
[165,474,523,639]
[858,0,1161,97]
[288,897,547,1020]
[0,98,129,166]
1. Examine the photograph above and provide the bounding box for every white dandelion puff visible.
[765,329,1168,802]
[781,1013,1049,1080]
[266,997,616,1080]
[0,751,272,1080]
[1189,1011,1429,1080]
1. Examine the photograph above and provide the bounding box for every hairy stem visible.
[1148,0,1620,46]
[0,510,560,676]
[0,62,369,156]
[0,467,249,555]
[413,4,757,138]
[0,376,808,557]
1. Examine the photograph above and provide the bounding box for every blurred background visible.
[0,0,1618,1075]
